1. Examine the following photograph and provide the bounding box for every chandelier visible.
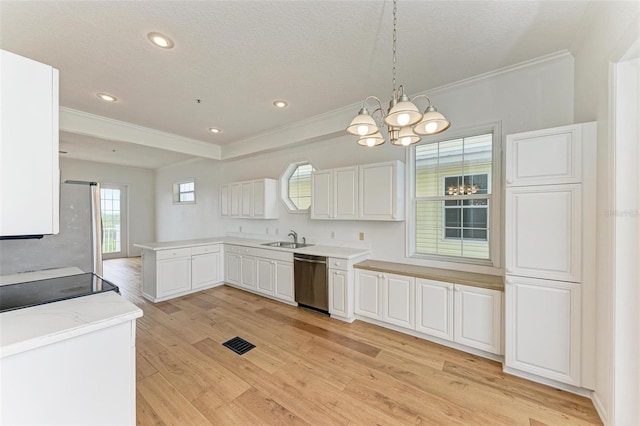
[346,0,450,147]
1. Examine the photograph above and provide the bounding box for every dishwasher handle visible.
[294,256,326,264]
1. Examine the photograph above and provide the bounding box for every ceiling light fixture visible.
[347,0,450,147]
[273,100,288,108]
[208,127,222,134]
[97,92,118,102]
[147,32,174,49]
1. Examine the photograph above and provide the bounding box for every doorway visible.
[100,184,128,259]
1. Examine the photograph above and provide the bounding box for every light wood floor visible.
[104,257,602,425]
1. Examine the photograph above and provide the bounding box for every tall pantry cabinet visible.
[504,122,596,389]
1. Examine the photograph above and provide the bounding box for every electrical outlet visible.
[275,228,278,235]
[266,227,269,235]
[359,232,365,241]
[331,231,335,239]
[239,226,242,233]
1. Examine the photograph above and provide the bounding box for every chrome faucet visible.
[288,230,298,244]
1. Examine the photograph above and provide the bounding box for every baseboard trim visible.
[591,391,607,425]
[502,366,593,397]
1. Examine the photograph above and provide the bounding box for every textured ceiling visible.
[0,0,592,168]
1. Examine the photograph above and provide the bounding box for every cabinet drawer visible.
[328,258,348,270]
[255,248,293,262]
[191,244,220,256]
[156,248,191,260]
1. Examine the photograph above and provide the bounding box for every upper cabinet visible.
[221,178,278,219]
[0,50,59,236]
[505,124,592,187]
[311,160,404,221]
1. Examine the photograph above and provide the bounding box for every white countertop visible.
[135,236,371,260]
[0,269,142,359]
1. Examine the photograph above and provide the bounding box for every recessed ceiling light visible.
[147,32,174,49]
[208,127,222,134]
[97,92,118,102]
[273,100,288,108]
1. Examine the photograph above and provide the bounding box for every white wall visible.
[60,158,155,257]
[571,2,640,424]
[155,53,574,277]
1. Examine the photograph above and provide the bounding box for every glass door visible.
[100,185,128,259]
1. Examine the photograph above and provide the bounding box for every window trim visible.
[279,160,316,214]
[173,178,196,205]
[406,122,502,270]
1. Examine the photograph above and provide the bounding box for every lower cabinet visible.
[454,284,503,355]
[355,268,503,356]
[415,278,454,341]
[141,244,223,302]
[225,244,294,303]
[505,276,581,386]
[329,268,348,318]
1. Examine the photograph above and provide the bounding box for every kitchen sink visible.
[261,241,313,249]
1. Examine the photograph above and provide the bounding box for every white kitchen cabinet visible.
[329,268,349,318]
[274,260,294,302]
[359,160,405,221]
[311,166,358,220]
[256,257,274,295]
[505,124,589,187]
[505,184,582,283]
[505,276,581,386]
[221,179,278,219]
[0,49,59,237]
[355,269,383,320]
[415,278,454,341]
[224,251,241,285]
[240,255,257,290]
[156,248,192,298]
[191,245,221,290]
[220,184,230,217]
[241,181,253,217]
[382,272,415,329]
[454,285,502,355]
[230,183,241,217]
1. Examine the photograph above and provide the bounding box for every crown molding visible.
[59,107,222,160]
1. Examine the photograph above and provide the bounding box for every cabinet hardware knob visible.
[507,179,513,184]
[506,268,512,273]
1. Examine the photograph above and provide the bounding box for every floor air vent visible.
[222,336,255,355]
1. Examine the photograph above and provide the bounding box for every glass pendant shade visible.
[391,126,421,146]
[357,132,385,147]
[384,99,422,128]
[346,109,379,136]
[413,106,451,135]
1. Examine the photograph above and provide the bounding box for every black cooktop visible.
[0,273,119,313]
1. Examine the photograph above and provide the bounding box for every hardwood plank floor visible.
[103,257,602,425]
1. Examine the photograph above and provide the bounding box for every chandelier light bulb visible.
[366,138,376,147]
[397,113,410,126]
[425,122,438,133]
[401,137,412,146]
[357,125,370,136]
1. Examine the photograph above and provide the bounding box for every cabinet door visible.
[454,285,502,355]
[506,124,583,186]
[383,273,415,329]
[0,50,59,236]
[359,161,404,221]
[191,252,220,290]
[505,185,582,282]
[311,170,333,219]
[253,180,265,218]
[415,279,454,341]
[334,166,358,219]
[355,269,382,320]
[230,184,242,217]
[329,269,348,318]
[220,185,230,217]
[225,253,241,285]
[505,276,581,386]
[240,256,257,289]
[157,257,191,297]
[256,257,274,295]
[274,261,294,302]
[241,182,253,217]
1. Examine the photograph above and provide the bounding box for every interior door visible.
[101,185,128,259]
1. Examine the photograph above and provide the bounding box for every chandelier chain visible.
[392,0,397,94]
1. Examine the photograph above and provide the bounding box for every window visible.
[100,187,121,254]
[410,129,498,264]
[173,179,195,204]
[280,161,315,212]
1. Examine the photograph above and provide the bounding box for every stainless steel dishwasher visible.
[293,253,328,314]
